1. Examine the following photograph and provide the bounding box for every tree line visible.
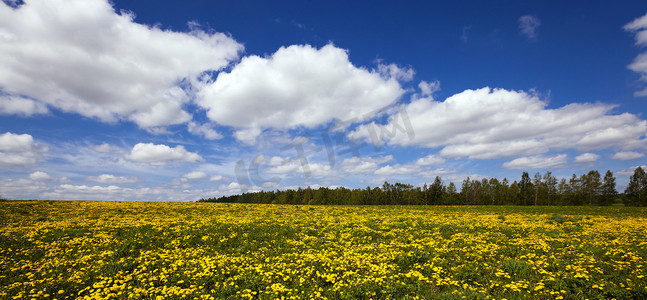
[200,167,647,206]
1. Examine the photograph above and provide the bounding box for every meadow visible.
[0,201,645,300]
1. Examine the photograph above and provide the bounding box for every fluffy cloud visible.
[87,174,137,184]
[611,151,644,160]
[418,80,440,98]
[518,15,541,40]
[127,143,203,165]
[503,154,567,170]
[197,44,405,144]
[415,154,445,166]
[183,171,208,180]
[29,171,52,181]
[0,178,49,199]
[340,155,393,174]
[91,143,121,154]
[0,132,35,151]
[0,132,47,165]
[625,12,647,96]
[209,175,224,182]
[375,164,419,176]
[0,95,48,116]
[574,153,600,163]
[0,0,242,127]
[617,165,647,176]
[187,122,222,140]
[352,88,647,160]
[377,63,415,82]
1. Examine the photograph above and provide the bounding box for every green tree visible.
[519,172,533,205]
[533,172,542,205]
[446,182,459,204]
[557,178,569,206]
[582,170,601,206]
[569,174,584,205]
[625,167,647,206]
[600,170,617,206]
[543,172,557,205]
[428,176,444,205]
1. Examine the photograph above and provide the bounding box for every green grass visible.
[0,201,645,299]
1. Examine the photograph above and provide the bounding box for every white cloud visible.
[574,153,600,163]
[0,178,49,199]
[377,63,415,82]
[0,0,242,127]
[418,168,460,178]
[518,15,541,40]
[197,44,405,144]
[625,12,647,97]
[187,121,222,140]
[415,154,445,166]
[611,151,644,160]
[624,13,647,46]
[375,164,419,176]
[502,154,567,170]
[90,143,121,153]
[617,165,647,176]
[0,131,35,151]
[183,171,207,180]
[0,95,48,116]
[209,175,224,181]
[440,140,548,159]
[29,171,52,181]
[340,155,393,174]
[87,174,137,184]
[351,87,647,160]
[0,132,47,165]
[418,80,440,98]
[233,128,262,145]
[127,143,203,165]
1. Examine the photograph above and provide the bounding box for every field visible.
[0,202,646,300]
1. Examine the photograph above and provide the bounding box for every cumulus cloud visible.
[0,0,242,127]
[375,164,419,176]
[340,155,394,174]
[502,154,568,170]
[127,143,203,165]
[625,13,647,46]
[418,80,440,98]
[617,165,647,176]
[351,87,647,160]
[574,153,600,163]
[0,178,49,199]
[611,151,644,160]
[518,15,541,40]
[415,154,445,166]
[29,171,52,181]
[87,174,137,184]
[187,122,222,140]
[377,63,415,82]
[0,95,48,116]
[0,131,35,151]
[183,171,208,180]
[209,175,224,181]
[624,12,647,96]
[0,132,47,165]
[90,143,121,153]
[197,44,405,144]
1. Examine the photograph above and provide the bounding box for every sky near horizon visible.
[1,0,647,201]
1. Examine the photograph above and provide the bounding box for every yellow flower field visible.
[0,201,645,299]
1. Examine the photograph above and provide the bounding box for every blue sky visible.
[1,0,647,201]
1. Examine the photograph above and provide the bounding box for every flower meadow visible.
[0,201,646,300]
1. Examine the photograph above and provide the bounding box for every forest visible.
[200,167,647,206]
